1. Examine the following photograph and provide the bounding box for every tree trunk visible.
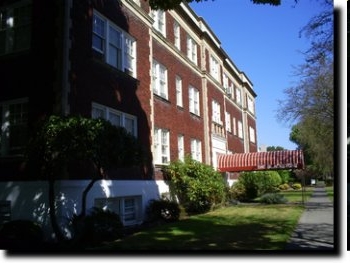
[80,178,99,217]
[48,179,65,242]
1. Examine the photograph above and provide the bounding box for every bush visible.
[229,181,247,202]
[292,183,302,190]
[260,193,287,204]
[278,183,290,190]
[146,199,180,223]
[71,207,123,246]
[0,220,44,249]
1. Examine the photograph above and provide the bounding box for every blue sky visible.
[189,0,334,150]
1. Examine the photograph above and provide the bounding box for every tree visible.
[277,0,333,177]
[26,115,144,241]
[146,0,296,10]
[266,146,285,151]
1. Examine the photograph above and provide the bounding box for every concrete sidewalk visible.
[284,187,334,250]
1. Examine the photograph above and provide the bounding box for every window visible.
[232,117,237,136]
[186,35,197,65]
[225,112,231,132]
[154,128,170,164]
[94,195,142,226]
[190,139,202,162]
[212,100,221,124]
[178,134,184,161]
[189,86,200,116]
[175,75,183,107]
[173,21,180,50]
[236,87,242,105]
[247,95,255,114]
[210,55,220,81]
[238,120,243,139]
[92,10,136,77]
[151,9,165,36]
[223,74,234,99]
[152,60,168,99]
[249,126,256,143]
[92,102,137,136]
[0,1,31,55]
[0,98,28,156]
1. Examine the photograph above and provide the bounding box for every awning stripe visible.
[217,150,304,172]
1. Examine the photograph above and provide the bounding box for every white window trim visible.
[247,95,255,114]
[175,75,183,107]
[174,21,180,50]
[212,100,222,125]
[151,9,166,36]
[189,85,200,116]
[152,59,168,100]
[186,35,197,65]
[210,55,220,81]
[249,126,256,143]
[154,127,170,165]
[92,10,136,77]
[238,120,243,139]
[190,138,202,162]
[92,102,137,137]
[177,134,184,161]
[225,112,231,132]
[236,87,242,105]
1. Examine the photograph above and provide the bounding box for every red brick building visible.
[0,0,257,233]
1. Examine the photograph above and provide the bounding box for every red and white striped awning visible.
[217,150,304,172]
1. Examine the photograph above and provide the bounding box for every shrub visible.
[229,181,247,202]
[278,183,290,190]
[260,193,288,204]
[146,199,180,223]
[292,183,302,190]
[71,207,123,246]
[0,220,44,249]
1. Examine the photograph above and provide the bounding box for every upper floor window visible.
[210,55,220,81]
[177,134,184,162]
[236,87,242,105]
[151,9,165,36]
[189,85,200,116]
[152,59,168,100]
[225,112,231,133]
[212,100,221,124]
[249,126,256,143]
[237,120,243,139]
[0,1,31,55]
[175,75,183,107]
[247,95,255,114]
[0,98,28,156]
[173,21,180,50]
[92,102,137,137]
[190,138,202,162]
[154,127,170,165]
[186,35,197,65]
[92,10,136,77]
[232,117,237,136]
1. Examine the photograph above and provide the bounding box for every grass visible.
[324,186,333,201]
[281,187,314,203]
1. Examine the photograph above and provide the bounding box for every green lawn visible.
[92,190,314,251]
[325,186,333,201]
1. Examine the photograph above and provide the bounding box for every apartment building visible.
[0,0,257,238]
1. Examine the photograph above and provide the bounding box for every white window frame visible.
[247,95,255,114]
[154,127,170,165]
[225,112,231,133]
[186,35,197,65]
[232,117,237,136]
[249,126,256,143]
[94,195,142,226]
[92,10,136,77]
[210,55,220,81]
[189,85,200,116]
[92,102,137,137]
[236,87,242,105]
[212,100,221,124]
[173,21,180,50]
[0,0,31,55]
[152,59,168,100]
[238,120,243,139]
[177,134,184,161]
[0,98,28,156]
[175,75,183,107]
[151,9,166,36]
[190,138,202,162]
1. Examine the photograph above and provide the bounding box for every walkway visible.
[285,186,334,251]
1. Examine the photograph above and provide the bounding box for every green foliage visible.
[230,171,282,201]
[145,199,180,223]
[0,220,43,248]
[278,183,290,191]
[164,156,227,214]
[277,170,291,184]
[292,183,302,190]
[26,115,143,178]
[71,207,123,246]
[259,193,287,204]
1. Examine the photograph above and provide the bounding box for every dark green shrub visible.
[0,220,43,249]
[260,193,287,204]
[146,199,180,223]
[229,181,247,202]
[71,207,123,246]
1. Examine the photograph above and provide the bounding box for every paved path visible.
[285,187,334,251]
